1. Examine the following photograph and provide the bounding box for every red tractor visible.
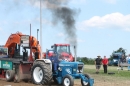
[45,44,74,62]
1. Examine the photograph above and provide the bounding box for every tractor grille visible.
[77,64,83,73]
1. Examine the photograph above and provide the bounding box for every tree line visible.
[77,47,127,65]
[76,57,95,65]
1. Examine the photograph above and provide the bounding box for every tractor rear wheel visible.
[62,74,74,86]
[14,65,20,83]
[31,61,52,85]
[5,70,15,82]
[81,74,90,86]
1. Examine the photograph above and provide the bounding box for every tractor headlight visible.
[77,64,83,73]
[113,59,117,62]
[77,69,83,73]
[77,70,79,73]
[79,69,83,73]
[58,67,62,71]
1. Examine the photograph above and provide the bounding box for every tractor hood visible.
[59,61,84,74]
[59,61,83,67]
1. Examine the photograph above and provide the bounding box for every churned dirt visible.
[0,77,129,86]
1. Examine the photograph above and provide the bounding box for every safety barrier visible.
[117,62,130,73]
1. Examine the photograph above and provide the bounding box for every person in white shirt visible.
[126,54,130,71]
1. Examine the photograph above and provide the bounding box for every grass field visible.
[84,65,130,86]
[0,65,129,86]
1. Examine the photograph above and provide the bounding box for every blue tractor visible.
[109,52,123,66]
[46,45,94,86]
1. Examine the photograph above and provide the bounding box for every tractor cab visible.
[112,52,123,65]
[51,44,74,62]
[0,46,8,58]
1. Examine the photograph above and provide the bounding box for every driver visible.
[49,53,59,74]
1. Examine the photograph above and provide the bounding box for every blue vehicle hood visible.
[59,61,84,67]
[113,58,118,60]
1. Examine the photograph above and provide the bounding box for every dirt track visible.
[0,79,81,86]
[1,77,130,86]
[0,75,130,86]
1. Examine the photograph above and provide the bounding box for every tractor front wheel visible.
[81,74,90,86]
[31,61,52,85]
[62,74,74,86]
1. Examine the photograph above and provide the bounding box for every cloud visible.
[35,17,52,25]
[102,0,117,4]
[79,12,130,31]
[57,32,65,37]
[65,37,85,43]
[0,20,8,25]
[77,38,85,43]
[0,27,2,31]
[27,0,68,9]
[70,0,87,4]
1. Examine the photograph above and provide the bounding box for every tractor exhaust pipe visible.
[29,24,33,61]
[74,46,77,62]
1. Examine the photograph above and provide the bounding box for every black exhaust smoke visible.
[29,0,79,59]
[28,0,79,46]
[52,7,77,46]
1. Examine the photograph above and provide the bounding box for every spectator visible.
[95,55,102,74]
[126,54,130,71]
[119,54,126,70]
[102,56,108,73]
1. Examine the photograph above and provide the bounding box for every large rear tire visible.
[81,74,90,86]
[31,61,52,85]
[6,70,15,82]
[62,74,74,86]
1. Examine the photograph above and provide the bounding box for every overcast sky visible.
[0,0,130,58]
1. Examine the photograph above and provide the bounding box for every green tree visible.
[79,57,95,65]
[109,47,126,60]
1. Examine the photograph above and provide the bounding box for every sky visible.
[0,0,130,58]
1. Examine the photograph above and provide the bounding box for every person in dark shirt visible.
[119,54,126,70]
[95,55,102,73]
[50,53,58,63]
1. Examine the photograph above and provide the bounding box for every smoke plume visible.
[53,7,77,46]
[45,0,78,46]
[28,0,79,46]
